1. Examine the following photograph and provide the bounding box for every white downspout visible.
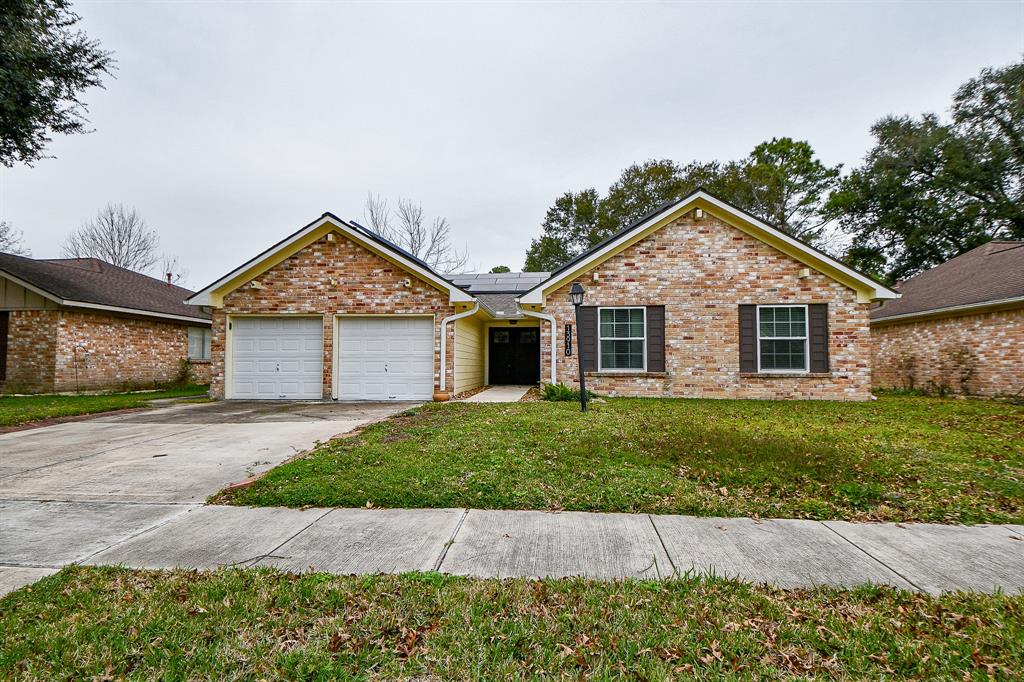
[439,303,479,392]
[519,308,557,385]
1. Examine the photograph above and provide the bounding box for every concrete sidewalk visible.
[4,506,1020,596]
[462,385,533,402]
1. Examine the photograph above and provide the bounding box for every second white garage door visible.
[337,316,434,401]
[230,317,323,399]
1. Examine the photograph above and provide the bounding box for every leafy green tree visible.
[828,60,1024,281]
[489,265,511,273]
[523,142,839,270]
[1,0,114,166]
[741,138,842,243]
[523,189,600,271]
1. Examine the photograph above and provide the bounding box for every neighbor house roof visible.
[870,241,1024,323]
[187,212,475,306]
[0,253,211,324]
[516,189,900,305]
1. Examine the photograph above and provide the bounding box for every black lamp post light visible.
[569,282,588,412]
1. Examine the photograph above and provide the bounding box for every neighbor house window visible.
[757,305,807,372]
[188,327,212,360]
[599,307,645,371]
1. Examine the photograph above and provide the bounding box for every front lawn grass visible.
[223,395,1024,524]
[2,566,1021,679]
[0,385,210,427]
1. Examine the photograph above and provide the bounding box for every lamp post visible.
[569,282,588,413]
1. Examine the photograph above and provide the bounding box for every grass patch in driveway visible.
[221,395,1024,524]
[0,386,210,427]
[2,565,1021,680]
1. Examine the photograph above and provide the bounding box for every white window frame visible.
[755,304,809,373]
[597,306,646,372]
[188,326,212,361]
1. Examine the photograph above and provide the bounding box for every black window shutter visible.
[646,306,665,372]
[578,306,598,372]
[738,305,757,373]
[808,303,829,373]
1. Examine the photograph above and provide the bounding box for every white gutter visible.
[438,303,479,392]
[519,308,557,384]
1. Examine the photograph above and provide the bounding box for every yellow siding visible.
[454,315,486,393]
[0,276,59,310]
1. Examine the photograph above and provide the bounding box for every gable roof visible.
[516,189,900,305]
[871,241,1024,322]
[0,253,211,324]
[186,212,475,306]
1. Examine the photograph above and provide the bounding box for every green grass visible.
[0,386,210,427]
[1,566,1020,680]
[223,395,1024,524]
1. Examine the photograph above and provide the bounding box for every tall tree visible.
[489,265,511,273]
[1,0,114,166]
[524,189,600,271]
[62,203,160,272]
[828,60,1024,281]
[0,220,31,255]
[523,144,838,271]
[364,194,469,273]
[740,138,842,243]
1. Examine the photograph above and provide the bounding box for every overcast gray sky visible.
[2,0,1022,287]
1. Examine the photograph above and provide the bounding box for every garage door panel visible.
[231,317,323,399]
[337,317,433,401]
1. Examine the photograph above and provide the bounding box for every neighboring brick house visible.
[0,254,213,393]
[871,241,1024,397]
[189,190,897,402]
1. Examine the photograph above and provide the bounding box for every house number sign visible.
[564,324,573,356]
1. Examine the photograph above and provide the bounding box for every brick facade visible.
[540,210,873,401]
[3,309,210,393]
[5,310,59,392]
[210,233,457,399]
[871,306,1024,397]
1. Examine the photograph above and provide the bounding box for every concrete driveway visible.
[0,400,415,594]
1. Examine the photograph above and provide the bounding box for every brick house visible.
[188,190,897,402]
[871,241,1024,397]
[0,254,213,393]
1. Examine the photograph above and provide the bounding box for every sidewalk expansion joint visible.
[76,504,199,566]
[820,521,923,592]
[647,514,677,578]
[433,508,469,572]
[230,507,336,569]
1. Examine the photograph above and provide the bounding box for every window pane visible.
[601,308,644,339]
[760,339,806,370]
[760,306,806,338]
[202,329,212,360]
[600,339,643,369]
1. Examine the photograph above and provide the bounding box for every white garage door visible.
[338,317,434,401]
[231,317,323,399]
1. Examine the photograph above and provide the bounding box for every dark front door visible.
[0,311,7,382]
[489,327,540,385]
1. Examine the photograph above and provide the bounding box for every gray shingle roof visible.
[0,253,211,322]
[475,293,522,318]
[870,241,1024,321]
[448,272,550,293]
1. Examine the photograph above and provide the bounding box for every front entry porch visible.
[487,326,540,385]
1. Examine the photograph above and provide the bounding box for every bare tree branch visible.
[0,220,31,255]
[363,193,470,273]
[61,203,160,272]
[161,254,190,286]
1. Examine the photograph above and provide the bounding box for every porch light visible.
[569,282,585,307]
[569,282,588,412]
